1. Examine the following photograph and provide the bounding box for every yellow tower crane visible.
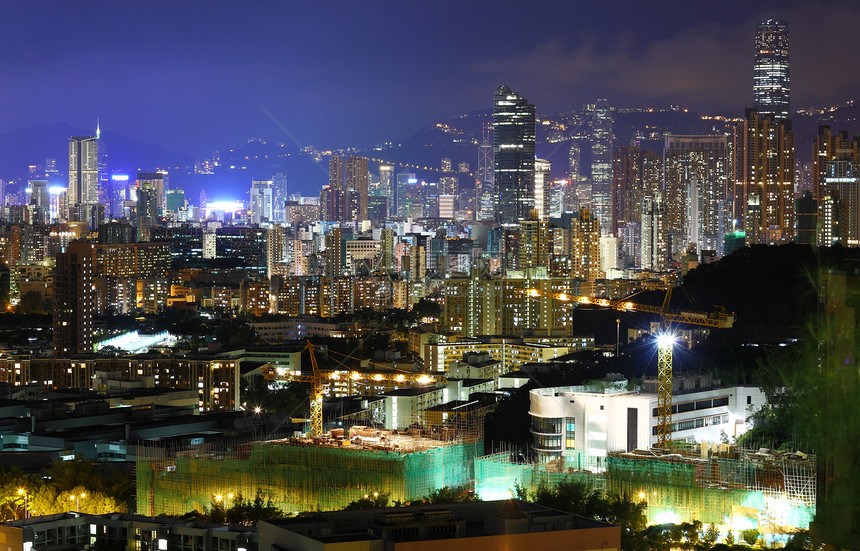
[574,286,734,449]
[275,341,326,437]
[260,341,444,437]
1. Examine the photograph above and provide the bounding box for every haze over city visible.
[0,0,858,154]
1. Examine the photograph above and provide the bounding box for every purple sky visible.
[0,0,857,156]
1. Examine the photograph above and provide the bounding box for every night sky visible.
[1,0,857,156]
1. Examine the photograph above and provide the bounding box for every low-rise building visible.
[0,512,257,551]
[529,379,767,462]
[258,500,620,551]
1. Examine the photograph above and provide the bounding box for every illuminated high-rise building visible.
[136,173,164,241]
[534,158,551,221]
[250,180,274,225]
[53,241,95,356]
[271,172,288,222]
[395,171,416,217]
[820,145,860,246]
[733,109,795,244]
[378,165,394,199]
[641,193,668,271]
[165,189,186,218]
[440,157,459,199]
[328,155,369,221]
[570,208,602,283]
[754,19,790,123]
[664,135,729,256]
[518,219,550,269]
[613,145,643,236]
[813,126,860,202]
[493,85,535,225]
[68,135,99,224]
[589,100,614,236]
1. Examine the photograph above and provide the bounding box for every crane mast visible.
[573,286,733,450]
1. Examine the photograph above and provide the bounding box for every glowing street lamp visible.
[17,488,27,519]
[69,492,86,512]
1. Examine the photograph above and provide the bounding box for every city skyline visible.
[0,1,858,156]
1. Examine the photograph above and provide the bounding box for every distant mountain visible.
[0,122,194,182]
[167,138,329,201]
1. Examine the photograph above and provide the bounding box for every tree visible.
[410,298,441,322]
[16,291,46,314]
[703,523,719,545]
[344,492,389,510]
[724,529,734,545]
[784,529,824,551]
[741,528,759,545]
[417,486,479,505]
[525,479,645,550]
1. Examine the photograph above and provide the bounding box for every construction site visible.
[137,427,484,516]
[475,445,816,536]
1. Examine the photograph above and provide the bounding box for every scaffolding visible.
[137,430,484,516]
[474,447,816,533]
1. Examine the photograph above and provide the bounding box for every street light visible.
[69,492,86,512]
[17,488,27,519]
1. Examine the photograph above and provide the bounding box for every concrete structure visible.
[258,500,620,551]
[528,379,767,462]
[423,336,590,375]
[52,241,96,356]
[0,512,256,550]
[138,432,483,516]
[733,109,795,244]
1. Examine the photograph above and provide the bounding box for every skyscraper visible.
[271,171,288,222]
[53,241,95,356]
[733,109,795,244]
[136,173,164,241]
[534,158,551,221]
[493,85,535,225]
[664,135,729,256]
[571,208,602,284]
[613,145,643,236]
[250,180,274,225]
[589,99,614,236]
[328,155,369,221]
[754,19,790,123]
[68,135,99,223]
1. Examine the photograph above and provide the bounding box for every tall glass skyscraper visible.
[68,135,99,222]
[754,19,790,123]
[589,99,614,236]
[493,85,535,225]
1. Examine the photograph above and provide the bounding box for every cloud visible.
[471,2,860,113]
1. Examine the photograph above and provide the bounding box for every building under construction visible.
[475,446,815,536]
[137,427,483,516]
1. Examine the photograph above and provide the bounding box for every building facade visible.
[493,85,536,225]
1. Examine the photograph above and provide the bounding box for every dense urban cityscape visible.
[0,3,856,550]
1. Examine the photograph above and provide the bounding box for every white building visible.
[528,380,766,462]
[250,180,274,225]
[379,379,494,430]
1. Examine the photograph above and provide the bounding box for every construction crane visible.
[259,341,444,437]
[273,341,327,437]
[574,287,734,449]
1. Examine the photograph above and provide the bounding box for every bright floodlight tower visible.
[655,332,675,449]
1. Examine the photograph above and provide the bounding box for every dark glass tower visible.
[754,19,790,123]
[493,85,535,225]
